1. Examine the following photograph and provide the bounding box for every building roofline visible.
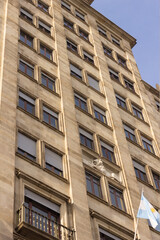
[141,80,160,98]
[78,0,137,48]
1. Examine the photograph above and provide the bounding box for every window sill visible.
[64,25,76,35]
[111,41,124,52]
[40,83,60,98]
[19,16,35,27]
[67,48,81,59]
[61,6,72,14]
[38,53,57,66]
[99,32,109,40]
[133,115,150,126]
[105,54,117,63]
[79,36,93,46]
[71,74,86,85]
[42,121,64,136]
[100,156,120,171]
[80,143,97,156]
[110,205,132,219]
[75,105,92,118]
[37,28,53,40]
[126,138,141,149]
[110,76,122,85]
[83,58,98,69]
[136,178,154,189]
[88,85,105,97]
[18,40,36,53]
[16,152,39,167]
[142,148,160,160]
[94,118,113,131]
[75,16,89,26]
[118,105,131,114]
[18,70,38,84]
[87,191,108,205]
[43,168,69,184]
[37,7,52,18]
[17,107,40,121]
[118,63,132,74]
[124,86,140,97]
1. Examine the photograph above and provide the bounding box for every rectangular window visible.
[38,1,49,13]
[99,228,122,240]
[94,105,107,124]
[83,50,94,64]
[124,78,135,92]
[70,63,82,80]
[109,68,119,81]
[100,141,115,163]
[86,172,102,198]
[41,72,55,92]
[132,104,144,120]
[141,136,154,154]
[18,91,35,115]
[153,172,160,190]
[38,20,51,34]
[67,39,77,53]
[133,160,147,182]
[75,10,85,21]
[98,26,107,37]
[23,189,60,238]
[109,185,126,211]
[103,45,112,58]
[123,124,136,142]
[117,55,127,68]
[155,100,160,111]
[87,75,100,91]
[17,132,36,161]
[79,127,94,150]
[20,30,33,48]
[40,44,52,60]
[20,8,33,23]
[74,93,87,112]
[19,59,34,78]
[64,18,74,30]
[61,0,71,11]
[45,147,63,176]
[43,106,59,129]
[79,28,89,41]
[111,36,120,46]
[115,94,127,109]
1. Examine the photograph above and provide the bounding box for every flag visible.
[137,193,160,229]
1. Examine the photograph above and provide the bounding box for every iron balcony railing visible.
[17,203,75,240]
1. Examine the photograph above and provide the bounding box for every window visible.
[19,59,34,78]
[67,39,78,53]
[70,63,82,80]
[74,93,87,111]
[100,140,115,163]
[83,50,94,64]
[117,55,127,68]
[109,68,119,81]
[75,10,85,21]
[133,160,148,182]
[18,91,35,115]
[23,189,60,238]
[87,75,100,91]
[43,106,59,129]
[45,147,63,176]
[123,124,136,142]
[109,185,126,211]
[38,1,49,13]
[79,127,94,150]
[40,44,52,60]
[20,30,33,48]
[61,0,71,11]
[20,8,33,23]
[124,78,135,92]
[132,104,144,120]
[153,172,160,190]
[103,45,112,58]
[111,36,120,47]
[17,132,36,161]
[64,18,74,30]
[38,20,51,35]
[115,94,127,109]
[99,228,122,240]
[41,72,55,92]
[86,172,102,198]
[94,105,107,124]
[155,100,160,111]
[79,28,89,41]
[98,26,107,37]
[141,136,154,154]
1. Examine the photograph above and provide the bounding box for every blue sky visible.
[91,0,160,88]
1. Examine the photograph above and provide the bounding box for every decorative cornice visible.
[82,0,94,5]
[141,80,160,98]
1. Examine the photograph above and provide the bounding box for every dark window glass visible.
[124,129,136,142]
[43,109,58,129]
[111,36,120,46]
[142,139,154,154]
[38,1,49,12]
[67,40,77,52]
[20,8,33,23]
[46,162,63,176]
[79,29,89,41]
[41,73,55,91]
[75,11,85,21]
[64,18,73,30]
[18,148,36,161]
[74,95,87,112]
[124,79,135,92]
[101,146,115,163]
[20,30,33,47]
[116,96,126,109]
[86,172,102,198]
[118,56,127,68]
[39,21,51,34]
[109,185,126,211]
[19,97,35,115]
[19,60,34,78]
[153,173,160,190]
[40,44,52,60]
[94,110,107,124]
[103,46,112,57]
[83,51,94,64]
[132,106,144,120]
[61,1,71,11]
[109,70,119,81]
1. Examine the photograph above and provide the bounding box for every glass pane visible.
[19,61,25,72]
[50,116,56,128]
[86,178,92,193]
[19,98,25,109]
[42,75,47,86]
[43,111,49,123]
[26,103,34,115]
[94,183,101,197]
[27,66,33,77]
[48,80,54,91]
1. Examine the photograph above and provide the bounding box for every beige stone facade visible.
[0,0,160,240]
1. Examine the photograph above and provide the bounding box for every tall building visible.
[0,0,160,240]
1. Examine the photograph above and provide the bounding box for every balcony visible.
[16,203,75,240]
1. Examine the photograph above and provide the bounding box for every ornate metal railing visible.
[17,203,75,240]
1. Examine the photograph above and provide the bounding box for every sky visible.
[91,0,160,88]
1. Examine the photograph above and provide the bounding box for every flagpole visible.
[133,218,139,240]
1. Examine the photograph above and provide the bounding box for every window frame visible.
[38,19,51,35]
[155,100,160,111]
[83,50,94,65]
[152,172,160,191]
[109,185,126,212]
[133,160,148,183]
[74,93,87,112]
[132,104,144,120]
[20,30,34,48]
[40,43,53,61]
[103,45,113,58]
[79,28,89,41]
[43,105,59,129]
[85,171,102,198]
[61,0,71,11]
[100,140,115,163]
[41,71,56,92]
[124,78,135,92]
[19,58,34,78]
[75,10,85,21]
[115,94,127,109]
[18,90,35,116]
[97,25,107,37]
[64,17,74,30]
[93,105,107,124]
[117,55,127,68]
[109,68,119,82]
[70,63,82,80]
[123,124,137,143]
[66,39,78,53]
[20,8,33,23]
[79,127,94,150]
[141,135,154,154]
[111,35,121,47]
[37,0,49,13]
